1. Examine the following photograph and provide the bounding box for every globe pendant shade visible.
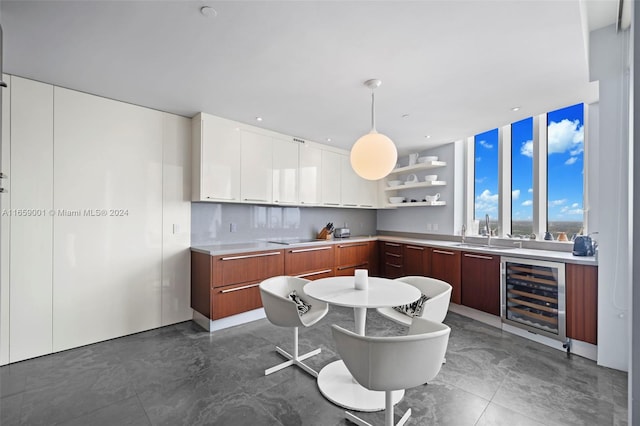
[350,131,398,180]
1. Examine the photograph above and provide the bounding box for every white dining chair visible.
[376,276,452,326]
[331,317,451,426]
[259,276,329,378]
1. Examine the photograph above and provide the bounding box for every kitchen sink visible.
[453,243,516,250]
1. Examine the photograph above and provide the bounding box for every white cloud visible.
[478,140,493,149]
[475,156,482,162]
[548,119,583,156]
[522,200,533,206]
[475,189,498,213]
[475,176,486,184]
[561,205,583,215]
[549,199,567,207]
[528,188,533,193]
[512,189,520,200]
[565,156,578,165]
[520,140,533,157]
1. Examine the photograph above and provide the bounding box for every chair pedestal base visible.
[264,346,320,377]
[317,360,404,412]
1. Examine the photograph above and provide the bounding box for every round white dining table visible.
[304,276,421,412]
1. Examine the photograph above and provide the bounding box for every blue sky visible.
[474,103,584,224]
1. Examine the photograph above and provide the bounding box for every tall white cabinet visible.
[9,77,54,362]
[299,143,322,205]
[0,76,192,364]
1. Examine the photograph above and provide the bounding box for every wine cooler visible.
[501,257,566,341]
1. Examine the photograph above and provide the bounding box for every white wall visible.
[589,25,632,371]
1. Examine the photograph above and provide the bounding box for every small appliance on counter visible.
[572,235,594,256]
[333,228,351,239]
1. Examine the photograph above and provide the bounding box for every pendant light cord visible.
[370,90,377,132]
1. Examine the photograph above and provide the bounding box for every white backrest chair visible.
[259,276,329,378]
[376,276,452,327]
[332,317,451,426]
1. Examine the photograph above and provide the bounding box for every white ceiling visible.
[0,0,618,154]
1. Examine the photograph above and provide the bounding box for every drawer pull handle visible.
[337,263,367,271]
[338,243,368,248]
[386,253,401,258]
[221,251,281,261]
[221,282,261,293]
[296,269,333,278]
[206,196,235,201]
[385,263,402,268]
[406,245,424,250]
[432,249,454,256]
[290,246,331,253]
[464,253,493,260]
[385,242,401,247]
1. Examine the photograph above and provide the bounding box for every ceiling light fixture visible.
[511,106,521,112]
[255,117,263,122]
[200,6,217,17]
[350,79,398,181]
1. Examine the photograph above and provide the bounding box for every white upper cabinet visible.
[272,137,299,205]
[340,154,379,208]
[340,154,360,207]
[240,130,273,203]
[299,143,322,206]
[321,149,342,206]
[192,113,241,202]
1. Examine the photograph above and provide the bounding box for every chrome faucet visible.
[461,224,466,244]
[485,214,491,246]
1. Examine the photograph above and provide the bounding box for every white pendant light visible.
[350,79,398,180]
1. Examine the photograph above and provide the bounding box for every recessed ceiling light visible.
[256,117,263,122]
[200,6,217,17]
[326,138,332,142]
[425,135,431,139]
[511,106,521,112]
[401,114,410,118]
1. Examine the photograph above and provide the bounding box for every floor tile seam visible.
[134,392,155,426]
[49,395,137,426]
[486,398,553,426]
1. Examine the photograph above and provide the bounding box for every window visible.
[474,128,499,234]
[511,117,534,236]
[547,103,584,236]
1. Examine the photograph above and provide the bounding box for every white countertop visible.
[191,235,597,265]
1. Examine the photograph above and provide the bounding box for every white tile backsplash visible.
[191,203,377,245]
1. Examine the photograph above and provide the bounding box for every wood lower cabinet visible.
[429,248,461,304]
[403,244,430,276]
[566,264,598,344]
[284,245,334,280]
[461,251,500,315]
[335,241,377,276]
[381,241,404,278]
[191,249,284,320]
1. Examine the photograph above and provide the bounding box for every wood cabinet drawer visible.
[294,268,335,280]
[384,252,403,265]
[335,242,371,267]
[211,281,263,320]
[285,245,334,276]
[213,250,284,288]
[382,241,402,255]
[335,262,369,277]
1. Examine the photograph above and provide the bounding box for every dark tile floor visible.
[0,308,628,426]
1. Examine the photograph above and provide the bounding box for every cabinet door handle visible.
[385,242,401,247]
[343,203,358,207]
[290,246,331,253]
[338,243,368,248]
[244,198,267,202]
[220,282,261,293]
[296,269,333,278]
[406,245,424,251]
[337,263,368,271]
[221,251,281,261]
[386,253,401,258]
[464,253,493,260]
[206,196,236,201]
[323,203,340,206]
[360,204,374,208]
[432,249,455,256]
